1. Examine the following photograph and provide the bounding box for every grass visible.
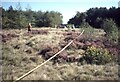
[1,27,119,80]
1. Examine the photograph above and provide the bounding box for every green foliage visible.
[102,19,119,43]
[2,5,63,29]
[82,46,113,65]
[79,22,90,28]
[40,11,62,27]
[68,7,120,28]
[68,12,87,27]
[78,26,99,43]
[2,6,18,28]
[118,29,120,45]
[80,26,96,35]
[66,24,73,28]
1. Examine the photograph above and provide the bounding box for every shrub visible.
[80,26,96,35]
[102,19,119,43]
[81,46,113,65]
[79,22,91,28]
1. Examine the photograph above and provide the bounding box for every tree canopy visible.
[1,4,63,29]
[68,7,120,29]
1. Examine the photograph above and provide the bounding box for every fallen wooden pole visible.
[14,30,84,82]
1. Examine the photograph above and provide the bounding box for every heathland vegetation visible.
[1,4,120,80]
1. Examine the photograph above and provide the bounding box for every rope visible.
[14,30,84,82]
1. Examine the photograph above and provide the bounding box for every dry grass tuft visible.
[2,28,119,80]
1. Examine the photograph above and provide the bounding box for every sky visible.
[1,0,120,24]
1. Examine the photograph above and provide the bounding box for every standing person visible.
[27,23,32,32]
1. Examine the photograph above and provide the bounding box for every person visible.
[27,23,32,32]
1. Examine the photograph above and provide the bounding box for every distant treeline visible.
[1,5,120,29]
[68,7,120,29]
[1,5,62,29]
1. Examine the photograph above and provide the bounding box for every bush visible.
[81,46,113,65]
[79,22,91,28]
[102,19,119,43]
[80,26,96,36]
